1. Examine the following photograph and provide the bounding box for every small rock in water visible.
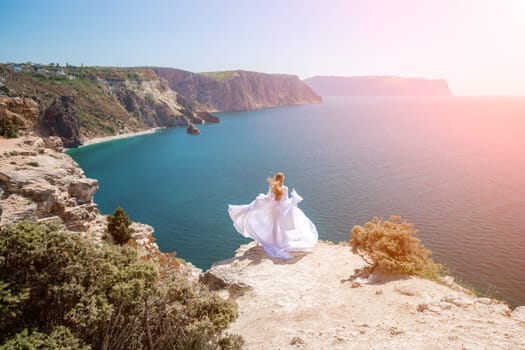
[186,123,200,135]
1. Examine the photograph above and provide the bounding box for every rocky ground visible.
[204,242,525,350]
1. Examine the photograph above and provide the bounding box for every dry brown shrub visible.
[350,216,443,280]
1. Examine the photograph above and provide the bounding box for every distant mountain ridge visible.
[304,76,452,96]
[154,68,321,112]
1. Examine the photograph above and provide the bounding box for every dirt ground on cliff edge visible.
[209,242,525,350]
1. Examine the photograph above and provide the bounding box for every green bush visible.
[0,116,18,138]
[350,216,443,279]
[0,85,10,96]
[107,207,132,244]
[0,222,242,349]
[0,327,89,350]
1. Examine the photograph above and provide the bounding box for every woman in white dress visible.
[228,172,318,258]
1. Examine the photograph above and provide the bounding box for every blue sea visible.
[67,96,525,308]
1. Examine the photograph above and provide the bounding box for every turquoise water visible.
[68,96,525,308]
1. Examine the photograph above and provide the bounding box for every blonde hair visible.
[267,172,285,201]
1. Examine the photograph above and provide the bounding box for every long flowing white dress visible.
[228,185,318,258]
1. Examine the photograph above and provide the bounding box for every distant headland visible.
[304,75,452,96]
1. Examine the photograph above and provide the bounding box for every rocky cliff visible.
[0,136,154,246]
[0,97,41,132]
[154,68,322,112]
[1,64,321,146]
[304,76,452,96]
[0,65,219,146]
[204,242,525,349]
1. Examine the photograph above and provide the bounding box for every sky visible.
[1,0,524,95]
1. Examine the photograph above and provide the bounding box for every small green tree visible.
[0,116,18,138]
[350,216,443,279]
[107,207,133,245]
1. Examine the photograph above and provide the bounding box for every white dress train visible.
[228,186,318,258]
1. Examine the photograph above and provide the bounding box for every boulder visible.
[0,138,99,232]
[197,111,220,123]
[43,136,64,152]
[186,123,200,135]
[68,178,98,204]
[512,306,525,323]
[0,97,41,130]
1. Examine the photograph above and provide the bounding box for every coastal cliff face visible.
[204,242,525,349]
[0,137,154,245]
[304,76,452,96]
[1,64,321,146]
[0,65,219,146]
[154,67,322,112]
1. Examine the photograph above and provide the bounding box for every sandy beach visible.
[77,128,163,148]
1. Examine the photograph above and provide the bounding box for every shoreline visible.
[74,127,163,149]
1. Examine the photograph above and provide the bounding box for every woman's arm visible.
[291,188,303,204]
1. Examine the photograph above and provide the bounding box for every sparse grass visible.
[78,110,116,136]
[199,70,238,82]
[444,276,480,297]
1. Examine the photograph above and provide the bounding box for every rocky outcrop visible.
[186,123,200,135]
[42,96,81,147]
[196,111,220,123]
[0,136,159,251]
[0,97,41,132]
[90,77,220,138]
[154,67,322,112]
[304,76,452,96]
[106,79,188,128]
[0,137,97,230]
[1,65,223,144]
[205,242,525,349]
